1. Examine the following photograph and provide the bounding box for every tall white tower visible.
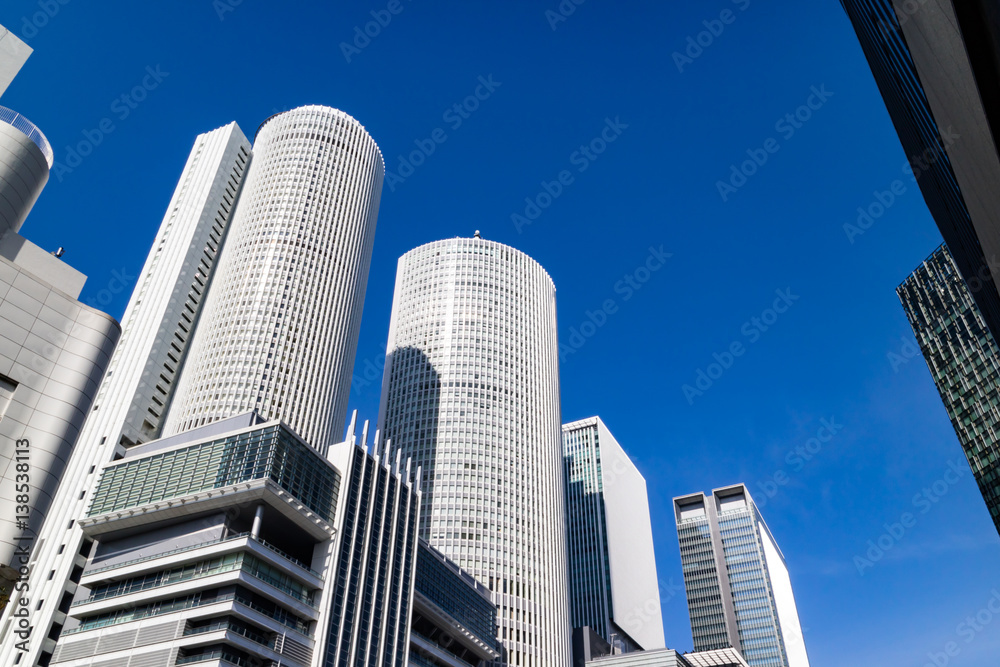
[378,236,571,667]
[0,122,252,667]
[164,105,384,450]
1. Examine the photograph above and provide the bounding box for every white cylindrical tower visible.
[378,237,571,667]
[0,105,52,238]
[164,105,384,450]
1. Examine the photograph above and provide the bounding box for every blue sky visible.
[4,0,1000,663]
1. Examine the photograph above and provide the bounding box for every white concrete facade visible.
[164,106,384,451]
[0,123,251,667]
[378,237,571,667]
[563,416,665,652]
[0,108,51,240]
[0,25,31,99]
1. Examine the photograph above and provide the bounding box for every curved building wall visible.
[0,259,119,573]
[164,106,384,450]
[378,237,571,667]
[0,112,49,239]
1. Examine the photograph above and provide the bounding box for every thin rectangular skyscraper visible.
[562,416,664,655]
[674,484,809,667]
[897,243,1000,535]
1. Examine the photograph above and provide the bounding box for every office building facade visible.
[0,123,252,666]
[673,485,809,667]
[0,58,119,615]
[563,417,664,653]
[379,236,571,667]
[164,106,384,450]
[584,646,749,667]
[841,0,1000,342]
[897,243,1000,534]
[2,103,386,665]
[410,540,500,667]
[45,410,419,667]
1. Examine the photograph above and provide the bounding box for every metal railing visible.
[176,649,267,667]
[0,105,54,168]
[183,619,275,649]
[64,588,313,637]
[82,533,251,577]
[254,536,320,576]
[73,555,317,609]
[82,532,321,579]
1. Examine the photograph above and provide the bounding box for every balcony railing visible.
[82,532,321,579]
[176,648,267,667]
[63,588,313,637]
[83,533,251,577]
[183,619,275,649]
[0,106,54,168]
[73,555,317,609]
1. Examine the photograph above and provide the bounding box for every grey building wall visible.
[0,113,49,239]
[0,255,119,579]
[586,647,689,667]
[0,25,31,99]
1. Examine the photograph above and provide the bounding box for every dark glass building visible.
[898,244,1000,535]
[410,540,499,667]
[841,0,1000,342]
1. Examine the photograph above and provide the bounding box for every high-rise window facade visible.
[47,412,420,667]
[0,123,252,667]
[841,0,1000,342]
[563,417,664,654]
[378,237,571,667]
[897,243,1000,534]
[674,485,809,667]
[165,106,384,450]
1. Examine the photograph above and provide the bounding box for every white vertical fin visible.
[346,410,358,445]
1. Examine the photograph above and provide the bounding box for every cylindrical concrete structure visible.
[164,106,384,451]
[0,106,51,238]
[378,237,571,667]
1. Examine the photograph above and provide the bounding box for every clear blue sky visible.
[5,1,999,663]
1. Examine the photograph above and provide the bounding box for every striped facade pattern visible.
[378,237,571,667]
[164,106,384,451]
[840,0,1000,338]
[0,123,252,667]
[321,429,420,667]
[562,419,614,643]
[898,244,1000,534]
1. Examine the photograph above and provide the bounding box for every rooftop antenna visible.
[51,247,64,258]
[474,230,481,239]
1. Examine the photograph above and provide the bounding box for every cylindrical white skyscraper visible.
[164,105,383,449]
[378,236,571,667]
